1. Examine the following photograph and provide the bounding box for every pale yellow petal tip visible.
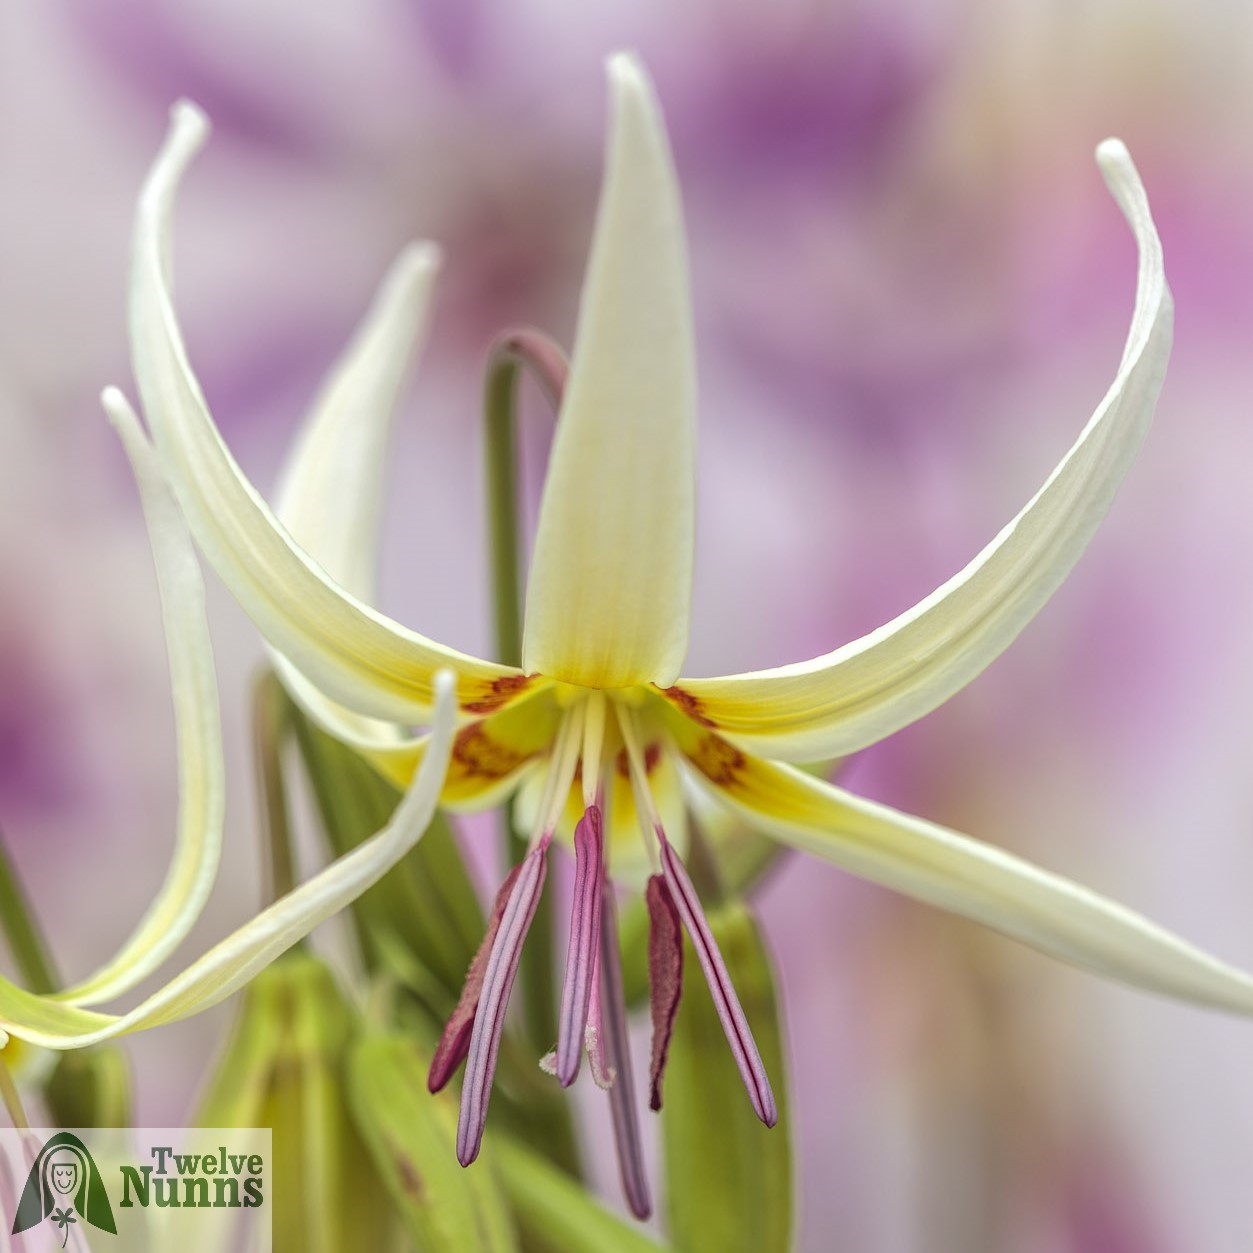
[606,51,656,102]
[170,99,211,145]
[1095,137,1130,168]
[101,385,138,433]
[606,50,646,82]
[382,241,443,305]
[1096,138,1137,185]
[143,101,210,194]
[603,53,674,177]
[1094,139,1156,236]
[394,240,443,279]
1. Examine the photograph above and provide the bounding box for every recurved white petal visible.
[0,673,458,1049]
[56,395,223,1007]
[277,241,439,602]
[679,731,1253,1015]
[522,54,697,689]
[129,101,516,724]
[670,141,1172,761]
[273,243,440,748]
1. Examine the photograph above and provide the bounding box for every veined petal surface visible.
[439,683,560,809]
[273,243,440,748]
[0,674,458,1049]
[670,141,1172,761]
[675,724,1253,1015]
[355,680,558,804]
[522,54,697,689]
[58,395,223,1007]
[129,101,516,723]
[275,243,439,602]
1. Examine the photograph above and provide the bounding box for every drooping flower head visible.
[10,50,1253,1222]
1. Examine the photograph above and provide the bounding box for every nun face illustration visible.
[47,1153,79,1197]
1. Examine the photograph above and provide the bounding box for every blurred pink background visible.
[4,2,1253,1249]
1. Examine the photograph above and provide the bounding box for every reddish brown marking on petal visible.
[463,674,535,715]
[688,734,747,787]
[615,742,661,779]
[646,875,684,1112]
[452,724,532,781]
[428,863,523,1093]
[661,684,714,728]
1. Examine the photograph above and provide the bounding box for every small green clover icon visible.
[51,1206,76,1247]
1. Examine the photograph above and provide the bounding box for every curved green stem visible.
[484,329,567,675]
[483,329,580,1174]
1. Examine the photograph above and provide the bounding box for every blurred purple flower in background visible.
[5,0,1253,1248]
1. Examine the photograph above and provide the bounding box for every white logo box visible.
[0,1128,271,1252]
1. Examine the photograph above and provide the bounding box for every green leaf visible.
[196,950,400,1253]
[661,901,792,1253]
[347,1031,519,1252]
[286,697,483,1012]
[491,1135,671,1253]
[617,896,651,1008]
